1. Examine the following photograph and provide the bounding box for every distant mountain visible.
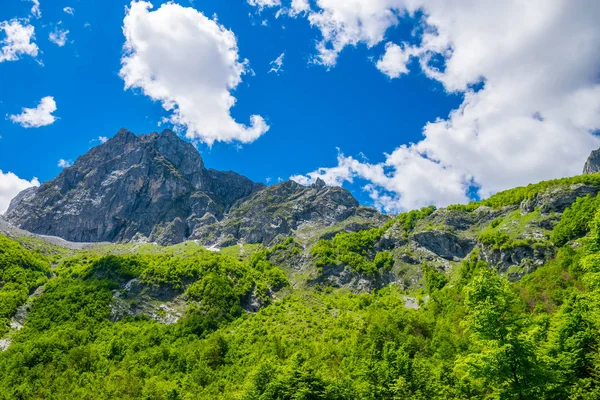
[5,128,380,245]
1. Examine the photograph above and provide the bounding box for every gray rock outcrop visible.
[583,147,600,174]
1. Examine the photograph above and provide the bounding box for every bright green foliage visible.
[1,229,600,398]
[0,236,50,335]
[451,174,600,211]
[478,228,547,251]
[482,174,600,208]
[312,228,385,275]
[424,264,448,293]
[551,194,600,246]
[478,230,512,250]
[387,205,437,233]
[457,270,544,399]
[3,180,600,398]
[311,206,436,275]
[374,251,394,271]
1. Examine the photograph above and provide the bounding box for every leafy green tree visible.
[457,270,546,399]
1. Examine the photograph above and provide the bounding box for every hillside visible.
[2,170,600,398]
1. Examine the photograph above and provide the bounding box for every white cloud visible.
[0,20,39,63]
[49,27,69,47]
[120,1,269,146]
[63,7,75,16]
[57,159,72,168]
[290,0,310,15]
[30,0,41,19]
[247,0,281,10]
[9,96,58,128]
[288,0,600,211]
[376,42,416,78]
[269,52,285,74]
[0,171,39,214]
[98,136,108,143]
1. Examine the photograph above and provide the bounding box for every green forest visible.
[2,180,600,399]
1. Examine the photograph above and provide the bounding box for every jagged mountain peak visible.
[5,128,376,246]
[4,128,262,244]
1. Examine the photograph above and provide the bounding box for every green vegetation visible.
[385,205,437,233]
[312,206,436,275]
[449,173,600,211]
[2,219,600,398]
[551,194,600,246]
[0,236,50,336]
[3,180,600,398]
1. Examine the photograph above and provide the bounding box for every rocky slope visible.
[5,128,381,246]
[190,178,386,246]
[265,176,600,292]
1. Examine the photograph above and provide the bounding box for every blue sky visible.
[1,0,599,213]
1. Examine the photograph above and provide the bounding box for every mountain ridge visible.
[5,128,381,246]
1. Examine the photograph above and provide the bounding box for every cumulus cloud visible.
[286,0,600,211]
[0,171,39,214]
[376,42,416,78]
[120,1,269,146]
[98,136,108,143]
[49,27,69,47]
[0,20,39,63]
[269,52,285,74]
[57,159,72,168]
[30,0,41,19]
[63,7,75,16]
[9,96,58,128]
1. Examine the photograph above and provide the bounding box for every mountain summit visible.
[5,129,377,245]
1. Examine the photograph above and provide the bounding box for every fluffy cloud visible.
[49,27,69,47]
[57,159,72,168]
[269,52,285,74]
[0,171,39,214]
[30,0,41,19]
[98,136,108,143]
[290,0,310,15]
[376,42,416,78]
[9,96,58,128]
[0,20,39,63]
[63,7,75,16]
[278,0,600,211]
[120,1,269,146]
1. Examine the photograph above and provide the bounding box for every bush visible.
[551,195,600,246]
[478,230,511,250]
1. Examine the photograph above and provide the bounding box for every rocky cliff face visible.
[5,128,263,244]
[583,147,600,174]
[5,129,378,246]
[190,178,385,246]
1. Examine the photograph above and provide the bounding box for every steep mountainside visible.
[2,170,600,398]
[5,129,379,246]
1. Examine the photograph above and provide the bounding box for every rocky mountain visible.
[583,147,600,174]
[5,128,381,246]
